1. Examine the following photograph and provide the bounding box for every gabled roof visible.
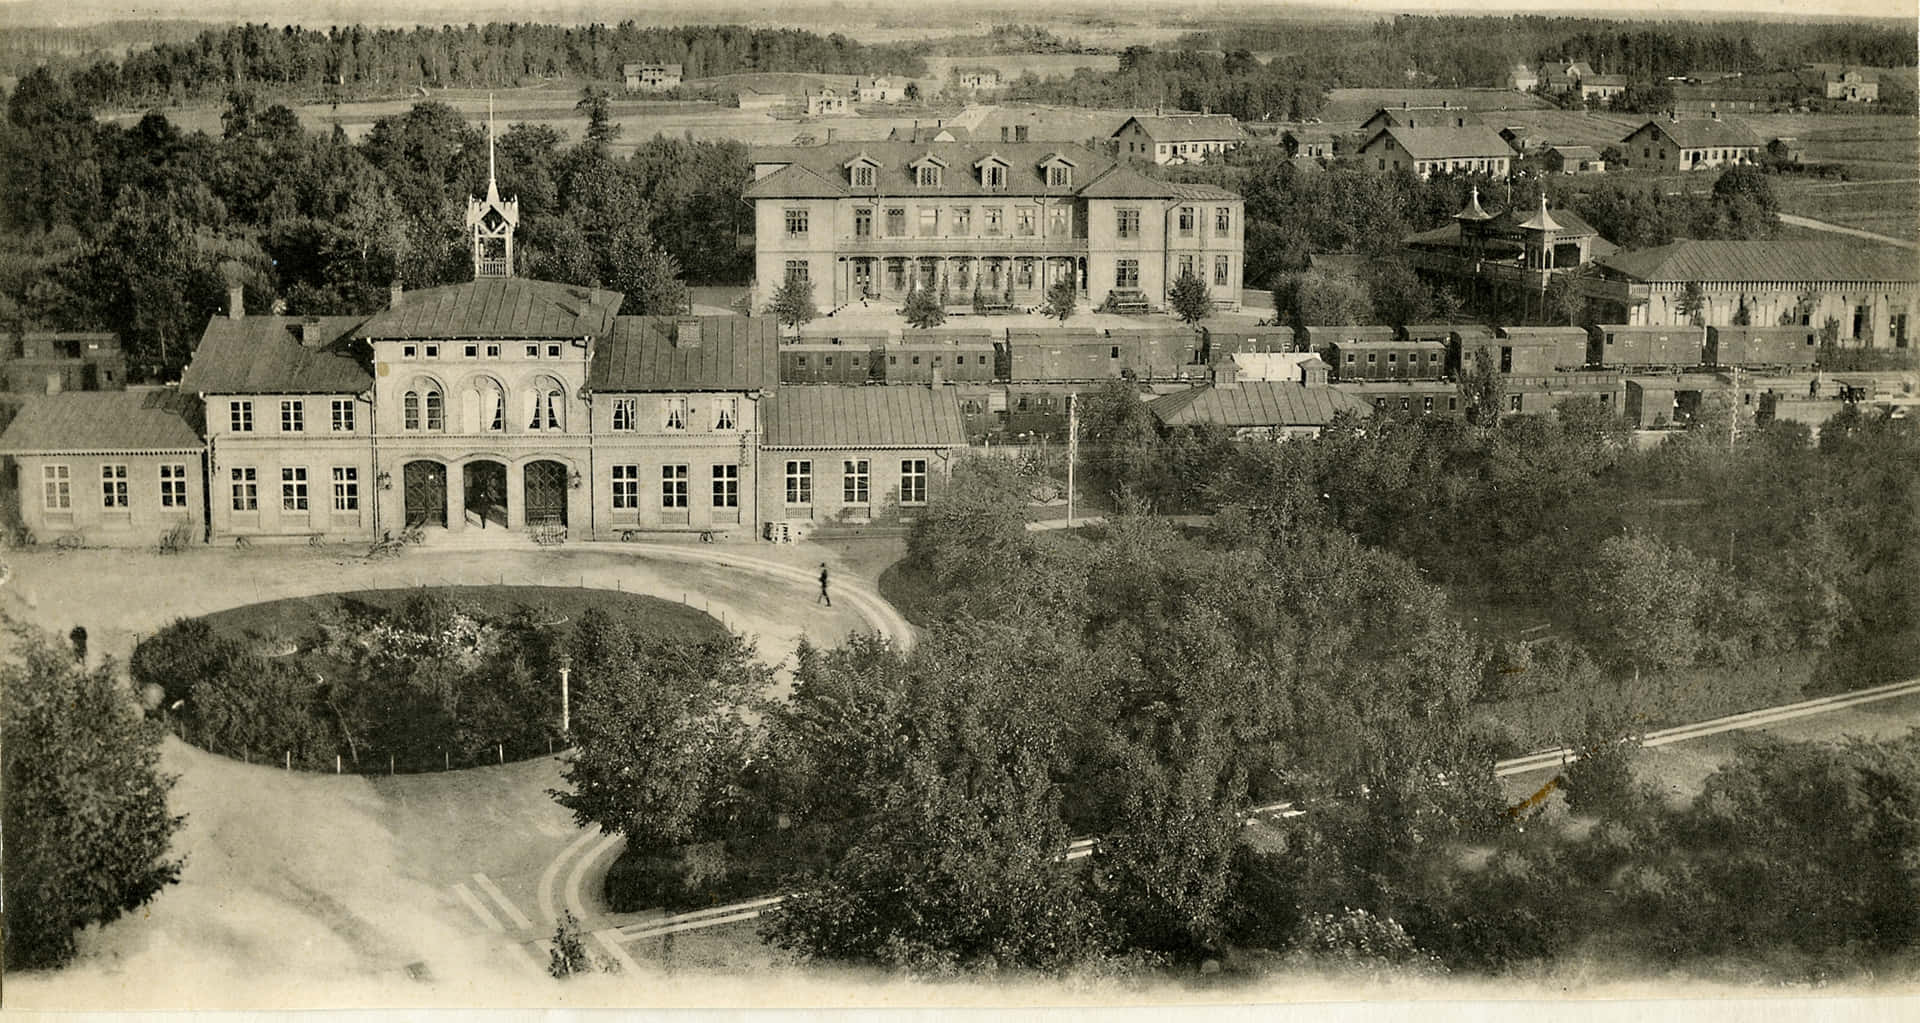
[746,141,1116,199]
[588,315,779,392]
[1361,107,1485,131]
[1165,181,1241,201]
[761,385,967,449]
[1595,241,1918,285]
[1114,114,1247,143]
[1147,382,1369,429]
[1582,74,1628,87]
[1549,145,1602,160]
[357,277,623,341]
[0,389,203,454]
[1074,164,1189,200]
[180,315,371,395]
[1361,126,1515,161]
[1627,118,1763,150]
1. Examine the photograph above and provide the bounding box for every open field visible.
[922,53,1120,82]
[1775,177,1920,241]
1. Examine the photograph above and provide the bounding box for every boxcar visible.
[1326,340,1448,382]
[1496,326,1594,372]
[1597,325,1705,369]
[1201,326,1296,364]
[1705,325,1817,370]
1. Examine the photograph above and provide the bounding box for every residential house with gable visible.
[1113,112,1249,164]
[1356,125,1515,178]
[1618,116,1762,173]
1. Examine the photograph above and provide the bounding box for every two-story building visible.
[1113,113,1248,165]
[624,63,682,93]
[1356,126,1515,179]
[1358,103,1482,135]
[851,76,904,103]
[743,141,1244,316]
[1618,116,1761,173]
[1579,75,1628,104]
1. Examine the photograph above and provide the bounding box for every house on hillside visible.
[805,87,849,117]
[1507,64,1539,92]
[2,332,125,395]
[1359,103,1483,135]
[1542,61,1595,93]
[623,63,682,93]
[852,76,903,103]
[1113,112,1249,165]
[955,67,1001,91]
[1618,116,1761,173]
[1356,125,1515,178]
[1545,145,1605,174]
[1809,67,1878,103]
[1579,75,1628,104]
[1283,128,1337,161]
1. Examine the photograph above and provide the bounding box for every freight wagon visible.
[1595,325,1706,370]
[1704,325,1818,371]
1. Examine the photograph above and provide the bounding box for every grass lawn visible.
[198,584,725,649]
[1774,176,1920,240]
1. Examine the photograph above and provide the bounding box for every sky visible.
[0,0,1911,26]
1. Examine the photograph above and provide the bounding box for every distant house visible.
[955,67,1001,91]
[1542,61,1595,93]
[1545,145,1605,174]
[1579,74,1628,104]
[623,63,682,93]
[1356,125,1515,179]
[1619,116,1762,173]
[1507,63,1539,92]
[2,332,126,394]
[1816,67,1879,103]
[851,76,903,104]
[737,88,789,113]
[1359,103,1482,135]
[805,87,849,117]
[1767,136,1806,164]
[1146,371,1369,440]
[1282,128,1337,160]
[1497,125,1532,151]
[1113,112,1249,165]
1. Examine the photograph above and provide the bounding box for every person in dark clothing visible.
[817,563,832,606]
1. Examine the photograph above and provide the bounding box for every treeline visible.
[0,74,749,377]
[42,22,928,109]
[1171,15,1914,88]
[1002,48,1330,125]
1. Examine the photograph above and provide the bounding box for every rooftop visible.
[747,141,1116,200]
[1147,381,1370,428]
[180,315,371,395]
[588,315,780,392]
[1115,114,1248,142]
[1629,117,1763,150]
[1363,125,1515,161]
[357,277,624,341]
[0,388,203,454]
[761,385,968,449]
[1596,240,1918,285]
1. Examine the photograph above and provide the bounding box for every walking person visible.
[817,563,832,607]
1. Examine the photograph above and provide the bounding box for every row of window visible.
[781,459,927,506]
[844,161,1043,190]
[42,464,188,512]
[609,464,739,511]
[1344,351,1445,365]
[229,399,356,434]
[396,342,567,360]
[796,204,1236,241]
[228,466,359,513]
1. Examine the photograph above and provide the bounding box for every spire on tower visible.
[467,93,518,279]
[486,92,500,205]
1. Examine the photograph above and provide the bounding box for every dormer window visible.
[853,165,875,187]
[1048,165,1070,187]
[917,165,939,187]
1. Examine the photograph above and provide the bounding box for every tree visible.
[607,240,689,316]
[4,619,184,970]
[902,283,946,328]
[1076,378,1164,503]
[574,86,620,150]
[1272,269,1372,331]
[766,275,817,332]
[1545,269,1589,326]
[1583,529,1710,671]
[1041,273,1077,324]
[1457,346,1506,427]
[1168,270,1212,325]
[1676,281,1707,326]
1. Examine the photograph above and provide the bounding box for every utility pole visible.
[1729,364,1741,451]
[1066,393,1077,528]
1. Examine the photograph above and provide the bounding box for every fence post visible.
[285,751,291,771]
[497,743,503,764]
[336,754,341,774]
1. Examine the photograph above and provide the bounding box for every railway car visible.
[1325,339,1448,382]
[1596,324,1706,369]
[1007,329,1120,382]
[884,329,998,384]
[1200,326,1296,364]
[780,340,877,384]
[1105,327,1205,381]
[1495,325,1594,373]
[1705,325,1817,371]
[1297,324,1398,357]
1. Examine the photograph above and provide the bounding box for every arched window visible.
[462,377,506,433]
[526,376,565,431]
[404,379,445,431]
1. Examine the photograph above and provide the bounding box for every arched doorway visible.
[402,460,447,528]
[524,460,568,528]
[463,460,508,529]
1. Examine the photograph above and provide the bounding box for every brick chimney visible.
[389,281,404,309]
[299,317,324,348]
[674,318,703,348]
[227,284,244,320]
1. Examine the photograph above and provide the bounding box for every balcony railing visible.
[839,235,1088,255]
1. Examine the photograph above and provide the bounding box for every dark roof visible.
[180,315,371,395]
[746,141,1115,200]
[1164,181,1242,201]
[1549,145,1602,160]
[761,385,967,448]
[1596,241,1918,284]
[0,389,203,454]
[1361,126,1515,161]
[1497,326,1591,343]
[1008,330,1118,381]
[1074,164,1191,200]
[1148,382,1370,428]
[356,277,624,341]
[1114,114,1247,143]
[1627,118,1763,149]
[588,316,779,392]
[1362,107,1485,130]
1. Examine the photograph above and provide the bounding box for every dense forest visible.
[30,22,928,109]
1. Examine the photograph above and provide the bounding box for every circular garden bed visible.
[132,586,724,773]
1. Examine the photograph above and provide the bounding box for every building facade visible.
[1588,240,1918,342]
[744,142,1244,315]
[623,63,682,93]
[2,332,125,395]
[1113,114,1249,165]
[1619,117,1761,173]
[1357,126,1515,178]
[0,389,204,545]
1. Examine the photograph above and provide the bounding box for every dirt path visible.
[1776,212,1917,249]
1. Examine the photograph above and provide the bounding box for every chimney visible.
[912,119,920,142]
[1212,359,1239,389]
[1442,99,1451,109]
[299,317,324,348]
[674,318,703,348]
[227,284,244,320]
[1401,99,1410,109]
[389,281,404,309]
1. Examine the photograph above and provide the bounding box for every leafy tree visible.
[1272,269,1372,331]
[1583,528,1710,671]
[1546,269,1589,326]
[606,240,689,316]
[1075,378,1163,502]
[1676,281,1707,326]
[3,620,184,970]
[1457,346,1506,427]
[1167,270,1212,325]
[575,86,621,150]
[1041,273,1077,324]
[902,283,946,328]
[766,275,817,331]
